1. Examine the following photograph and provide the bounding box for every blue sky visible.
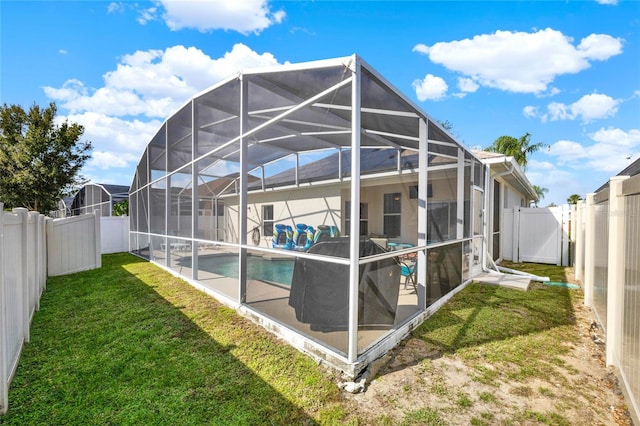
[1,0,639,206]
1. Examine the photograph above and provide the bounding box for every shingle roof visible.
[595,158,640,193]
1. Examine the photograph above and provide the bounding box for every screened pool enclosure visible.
[70,183,130,217]
[129,55,488,376]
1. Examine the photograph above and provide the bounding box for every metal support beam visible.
[347,58,361,363]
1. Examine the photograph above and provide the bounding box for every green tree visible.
[532,185,548,207]
[567,194,582,204]
[485,132,548,170]
[112,199,129,216]
[0,102,92,212]
[437,119,454,131]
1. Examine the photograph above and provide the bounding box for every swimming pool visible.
[196,254,294,286]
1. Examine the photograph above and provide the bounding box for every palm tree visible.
[532,185,548,207]
[485,132,548,170]
[567,194,582,205]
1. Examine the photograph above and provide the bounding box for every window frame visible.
[383,192,402,238]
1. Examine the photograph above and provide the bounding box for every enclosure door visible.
[470,187,484,277]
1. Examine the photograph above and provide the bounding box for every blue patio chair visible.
[399,260,417,292]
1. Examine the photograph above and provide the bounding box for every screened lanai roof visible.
[134,55,467,197]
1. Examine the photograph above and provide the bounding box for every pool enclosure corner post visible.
[191,99,199,281]
[416,117,428,310]
[238,74,249,303]
[164,123,170,268]
[348,56,361,363]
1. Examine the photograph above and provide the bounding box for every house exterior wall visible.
[492,176,530,260]
[222,177,465,248]
[223,185,344,247]
[503,182,526,208]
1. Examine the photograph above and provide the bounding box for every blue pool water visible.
[197,254,294,286]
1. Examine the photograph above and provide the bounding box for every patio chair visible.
[399,260,417,292]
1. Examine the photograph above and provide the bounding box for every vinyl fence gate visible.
[503,205,571,266]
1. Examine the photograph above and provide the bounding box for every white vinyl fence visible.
[575,175,640,425]
[101,216,129,254]
[0,206,47,415]
[1,207,103,415]
[47,214,101,277]
[503,205,571,266]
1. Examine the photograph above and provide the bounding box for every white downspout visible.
[480,159,549,282]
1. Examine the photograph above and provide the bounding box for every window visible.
[345,201,368,236]
[262,205,274,236]
[383,193,401,238]
[427,201,456,243]
[198,199,224,217]
[409,184,432,199]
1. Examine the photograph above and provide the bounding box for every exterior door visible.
[471,187,484,276]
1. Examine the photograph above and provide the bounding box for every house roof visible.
[595,157,640,193]
[471,150,538,201]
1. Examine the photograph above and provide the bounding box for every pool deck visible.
[154,247,420,355]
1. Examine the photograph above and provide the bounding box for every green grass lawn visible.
[1,254,581,425]
[0,253,343,425]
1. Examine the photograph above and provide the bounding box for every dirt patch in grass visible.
[341,265,633,425]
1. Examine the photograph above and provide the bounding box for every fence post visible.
[38,214,46,291]
[12,208,29,343]
[0,203,7,415]
[28,212,39,313]
[94,211,101,269]
[583,193,596,307]
[575,200,584,282]
[44,217,50,283]
[561,204,571,266]
[606,176,628,367]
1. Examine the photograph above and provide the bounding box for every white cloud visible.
[548,128,640,173]
[577,34,623,60]
[412,74,448,101]
[137,6,158,25]
[413,28,623,94]
[523,106,538,118]
[155,0,286,34]
[107,2,122,14]
[526,160,582,205]
[538,93,620,123]
[457,77,479,93]
[61,111,161,160]
[44,44,285,180]
[595,0,618,5]
[90,151,141,169]
[45,43,282,119]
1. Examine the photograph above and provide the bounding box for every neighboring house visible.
[595,157,640,192]
[70,183,130,217]
[128,54,537,377]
